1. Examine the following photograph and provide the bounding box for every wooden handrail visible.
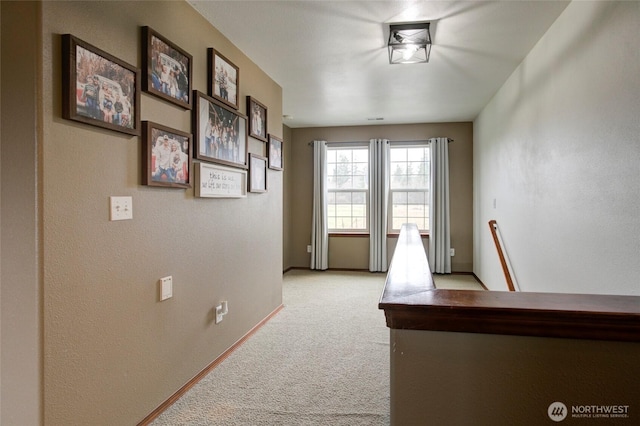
[379,224,640,342]
[488,220,516,291]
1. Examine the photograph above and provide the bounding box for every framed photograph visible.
[248,153,268,193]
[247,96,268,142]
[195,162,247,198]
[208,48,239,109]
[193,90,248,169]
[142,26,192,109]
[62,34,140,136]
[267,134,284,171]
[142,121,192,188]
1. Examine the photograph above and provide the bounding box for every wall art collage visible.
[61,27,283,197]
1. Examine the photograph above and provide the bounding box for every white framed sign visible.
[195,162,247,198]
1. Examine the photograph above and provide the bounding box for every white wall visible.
[474,1,640,295]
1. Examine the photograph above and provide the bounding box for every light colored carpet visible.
[150,270,483,425]
[433,273,485,291]
[151,270,391,426]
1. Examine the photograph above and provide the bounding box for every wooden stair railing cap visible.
[379,224,640,342]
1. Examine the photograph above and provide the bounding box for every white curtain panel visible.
[311,140,329,270]
[429,137,452,274]
[369,139,390,272]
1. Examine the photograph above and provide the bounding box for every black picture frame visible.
[61,34,140,136]
[142,121,192,189]
[248,153,268,193]
[207,48,239,110]
[267,134,284,171]
[193,90,248,169]
[247,96,268,142]
[142,26,192,109]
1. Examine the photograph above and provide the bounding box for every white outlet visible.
[110,196,133,221]
[450,248,455,257]
[160,276,173,301]
[307,245,312,253]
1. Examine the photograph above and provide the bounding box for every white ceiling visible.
[188,1,570,128]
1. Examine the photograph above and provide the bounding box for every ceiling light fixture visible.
[388,22,431,64]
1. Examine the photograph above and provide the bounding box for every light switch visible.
[110,196,133,221]
[160,276,173,301]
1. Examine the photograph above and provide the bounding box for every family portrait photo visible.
[195,91,247,169]
[268,134,284,170]
[143,27,192,109]
[208,48,239,109]
[63,34,140,135]
[248,96,268,142]
[142,122,192,189]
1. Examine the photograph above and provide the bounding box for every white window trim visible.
[388,141,430,233]
[327,144,370,233]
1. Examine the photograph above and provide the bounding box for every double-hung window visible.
[327,145,369,232]
[389,143,430,233]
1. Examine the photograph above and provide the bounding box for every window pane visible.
[407,191,425,204]
[352,149,368,163]
[393,204,407,216]
[407,147,426,160]
[392,191,407,204]
[327,146,369,232]
[352,204,366,216]
[353,217,366,229]
[339,176,353,189]
[335,192,351,203]
[407,175,428,188]
[389,144,429,232]
[352,192,366,204]
[390,148,407,162]
[352,175,367,189]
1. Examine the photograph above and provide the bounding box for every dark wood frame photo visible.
[208,48,239,109]
[193,90,248,169]
[62,34,140,136]
[142,121,192,189]
[247,96,268,142]
[248,153,268,193]
[267,134,284,171]
[142,26,192,110]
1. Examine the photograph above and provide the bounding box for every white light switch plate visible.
[110,196,133,221]
[160,276,173,301]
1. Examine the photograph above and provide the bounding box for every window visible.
[389,144,430,232]
[327,146,369,232]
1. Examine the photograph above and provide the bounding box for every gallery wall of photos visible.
[61,27,284,198]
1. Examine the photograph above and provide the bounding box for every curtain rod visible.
[308,138,454,146]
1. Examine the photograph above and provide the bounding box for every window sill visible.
[327,233,430,238]
[387,233,429,238]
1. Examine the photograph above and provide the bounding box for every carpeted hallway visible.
[151,270,482,425]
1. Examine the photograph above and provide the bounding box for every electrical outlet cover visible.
[160,276,172,301]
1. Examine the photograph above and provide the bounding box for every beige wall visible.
[289,123,473,272]
[1,2,42,424]
[391,329,639,425]
[1,1,283,424]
